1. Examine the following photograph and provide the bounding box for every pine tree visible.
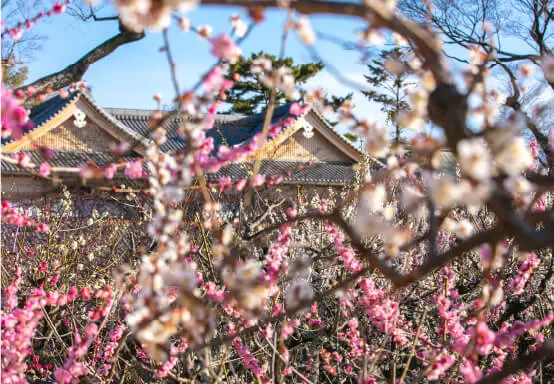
[223,51,324,115]
[362,48,411,143]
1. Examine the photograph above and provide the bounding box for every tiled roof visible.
[104,102,302,154]
[79,92,149,145]
[1,150,144,189]
[29,92,79,129]
[2,151,357,186]
[2,93,363,185]
[206,160,357,186]
[1,150,137,174]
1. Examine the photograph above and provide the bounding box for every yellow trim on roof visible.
[2,102,78,152]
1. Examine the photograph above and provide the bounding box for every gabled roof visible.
[79,91,149,146]
[1,92,78,146]
[2,91,368,186]
[104,101,363,160]
[4,90,364,160]
[1,91,149,151]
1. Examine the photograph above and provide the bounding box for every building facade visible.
[1,91,368,203]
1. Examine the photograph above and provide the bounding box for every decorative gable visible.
[2,94,146,154]
[252,111,362,164]
[15,106,121,153]
[266,129,354,163]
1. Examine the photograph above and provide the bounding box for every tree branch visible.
[18,25,144,94]
[475,339,554,384]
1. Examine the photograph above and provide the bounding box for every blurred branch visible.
[475,339,554,384]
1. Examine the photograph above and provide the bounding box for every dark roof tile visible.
[206,160,356,186]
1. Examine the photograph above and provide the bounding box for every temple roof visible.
[1,91,368,187]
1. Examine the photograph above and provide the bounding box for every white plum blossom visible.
[258,66,299,99]
[365,0,398,15]
[361,184,387,213]
[429,177,463,209]
[504,176,534,195]
[382,203,397,221]
[397,110,425,131]
[178,17,191,32]
[296,16,316,45]
[457,138,491,181]
[454,219,474,239]
[359,122,390,157]
[384,229,410,256]
[116,0,198,32]
[384,58,405,76]
[458,180,491,209]
[441,218,473,238]
[441,217,458,233]
[495,137,534,176]
[231,15,248,37]
[354,207,394,239]
[392,32,408,46]
[136,318,176,361]
[196,25,213,39]
[251,57,272,74]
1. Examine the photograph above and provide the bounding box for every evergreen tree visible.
[223,52,324,115]
[362,48,411,143]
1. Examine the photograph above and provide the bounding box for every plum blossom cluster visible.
[115,0,199,31]
[1,84,32,139]
[1,1,70,41]
[251,57,299,100]
[3,0,554,382]
[1,267,115,384]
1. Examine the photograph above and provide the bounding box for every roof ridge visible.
[104,107,256,123]
[79,92,150,146]
[104,107,162,116]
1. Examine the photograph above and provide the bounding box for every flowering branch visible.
[475,339,554,384]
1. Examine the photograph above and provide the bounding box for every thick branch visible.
[18,26,144,94]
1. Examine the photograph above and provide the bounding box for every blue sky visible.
[23,2,385,124]
[20,2,548,138]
